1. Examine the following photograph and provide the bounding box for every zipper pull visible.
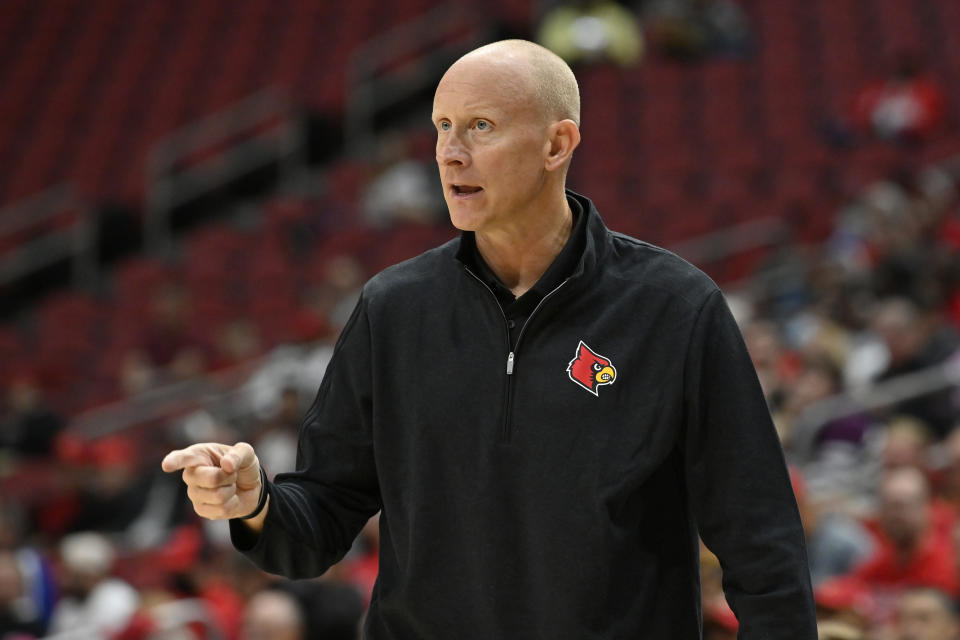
[506,352,515,375]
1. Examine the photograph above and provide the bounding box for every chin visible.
[446,204,486,232]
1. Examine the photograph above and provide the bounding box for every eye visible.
[438,121,451,131]
[592,363,602,372]
[475,120,490,130]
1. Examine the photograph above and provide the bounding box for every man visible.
[242,588,306,640]
[852,467,957,596]
[871,298,959,438]
[47,532,139,638]
[894,588,960,640]
[243,581,365,640]
[163,39,815,637]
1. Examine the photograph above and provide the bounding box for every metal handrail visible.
[144,87,305,255]
[668,216,790,265]
[148,88,292,175]
[68,358,260,440]
[787,352,960,463]
[0,183,96,289]
[0,184,75,235]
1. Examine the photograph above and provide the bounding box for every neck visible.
[475,189,572,298]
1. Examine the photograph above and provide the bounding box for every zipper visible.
[463,265,570,442]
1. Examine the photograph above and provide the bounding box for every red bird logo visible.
[567,341,617,396]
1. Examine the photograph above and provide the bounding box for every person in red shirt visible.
[853,467,958,597]
[851,53,947,143]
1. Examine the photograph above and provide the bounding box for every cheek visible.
[486,141,545,193]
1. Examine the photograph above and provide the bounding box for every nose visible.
[436,131,470,167]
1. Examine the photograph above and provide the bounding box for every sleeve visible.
[230,294,381,578]
[682,289,817,638]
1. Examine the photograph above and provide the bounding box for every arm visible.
[682,290,816,638]
[163,296,380,579]
[229,295,381,578]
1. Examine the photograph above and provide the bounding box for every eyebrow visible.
[432,97,506,119]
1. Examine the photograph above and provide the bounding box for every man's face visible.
[880,473,930,548]
[241,591,304,640]
[432,55,551,234]
[896,591,959,640]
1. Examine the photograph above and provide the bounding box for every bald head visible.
[242,590,304,640]
[432,38,582,233]
[450,39,581,127]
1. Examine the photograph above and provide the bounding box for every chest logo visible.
[567,341,617,396]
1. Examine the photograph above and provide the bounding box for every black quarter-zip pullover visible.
[459,196,586,349]
[231,190,817,639]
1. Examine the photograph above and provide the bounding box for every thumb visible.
[220,442,258,475]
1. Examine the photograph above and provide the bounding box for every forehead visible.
[432,55,536,119]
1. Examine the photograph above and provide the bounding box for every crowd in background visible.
[2,0,960,638]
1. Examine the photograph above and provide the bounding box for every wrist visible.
[238,466,269,520]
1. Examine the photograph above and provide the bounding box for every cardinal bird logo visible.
[567,340,617,396]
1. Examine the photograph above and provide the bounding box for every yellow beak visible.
[596,366,616,384]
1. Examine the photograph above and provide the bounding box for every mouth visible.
[450,184,483,199]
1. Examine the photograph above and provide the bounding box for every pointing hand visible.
[162,442,264,521]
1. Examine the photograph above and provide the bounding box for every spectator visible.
[871,298,960,437]
[642,0,753,62]
[64,437,149,535]
[538,0,644,67]
[361,134,442,228]
[851,52,947,144]
[241,310,334,421]
[242,581,364,640]
[938,426,960,509]
[0,375,64,458]
[117,349,158,398]
[0,501,56,632]
[252,387,302,480]
[882,416,934,471]
[283,581,364,640]
[774,356,844,443]
[0,549,45,638]
[794,469,875,586]
[850,467,958,597]
[211,318,263,371]
[305,254,366,333]
[48,532,139,638]
[140,283,209,384]
[892,587,959,640]
[814,576,873,636]
[62,436,190,549]
[741,319,791,412]
[242,587,304,640]
[818,620,866,640]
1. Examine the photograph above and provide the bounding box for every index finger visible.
[162,448,210,473]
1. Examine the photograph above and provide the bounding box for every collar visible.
[454,190,600,303]
[459,196,586,308]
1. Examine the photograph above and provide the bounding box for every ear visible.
[544,119,581,173]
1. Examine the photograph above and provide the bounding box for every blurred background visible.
[0,0,959,638]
